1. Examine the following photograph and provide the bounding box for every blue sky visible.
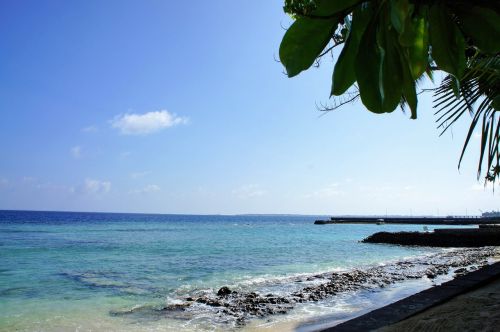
[0,0,497,215]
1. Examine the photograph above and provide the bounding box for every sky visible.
[0,0,497,215]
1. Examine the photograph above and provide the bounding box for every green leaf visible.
[450,76,460,98]
[355,20,384,113]
[331,4,372,96]
[390,0,409,34]
[312,0,362,16]
[356,5,403,114]
[403,78,417,119]
[493,96,500,111]
[456,6,500,54]
[399,51,418,119]
[379,26,404,113]
[429,4,466,79]
[279,17,339,77]
[401,15,429,79]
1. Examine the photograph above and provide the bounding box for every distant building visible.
[482,211,500,218]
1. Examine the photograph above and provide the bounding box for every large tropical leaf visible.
[400,14,429,80]
[332,4,372,96]
[280,16,340,77]
[429,4,466,80]
[455,6,500,54]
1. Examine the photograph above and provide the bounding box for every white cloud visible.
[110,110,188,135]
[81,125,98,133]
[130,184,161,194]
[130,171,150,179]
[70,146,82,159]
[305,183,343,198]
[22,176,36,183]
[232,184,266,199]
[84,178,111,194]
[120,151,132,158]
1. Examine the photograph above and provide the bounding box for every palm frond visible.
[434,55,500,183]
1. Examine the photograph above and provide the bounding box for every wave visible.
[112,247,497,329]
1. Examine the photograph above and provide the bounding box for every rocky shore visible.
[110,247,498,327]
[363,228,500,247]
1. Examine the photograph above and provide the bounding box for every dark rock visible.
[217,286,232,296]
[196,297,208,304]
[163,303,190,311]
[362,229,500,247]
[207,300,221,307]
[454,267,468,275]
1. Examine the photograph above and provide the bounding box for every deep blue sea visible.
[0,210,477,331]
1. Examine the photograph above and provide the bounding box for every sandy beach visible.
[378,278,500,332]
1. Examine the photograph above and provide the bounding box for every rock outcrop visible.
[362,229,500,247]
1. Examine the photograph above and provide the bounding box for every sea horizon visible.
[0,209,481,218]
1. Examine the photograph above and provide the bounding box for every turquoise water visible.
[0,211,465,331]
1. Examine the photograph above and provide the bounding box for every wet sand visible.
[377,278,500,332]
[244,278,500,332]
[321,253,500,332]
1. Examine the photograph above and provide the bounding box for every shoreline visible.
[147,247,498,329]
[2,248,497,331]
[244,251,500,332]
[319,259,500,331]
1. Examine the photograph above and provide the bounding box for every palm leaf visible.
[434,55,500,183]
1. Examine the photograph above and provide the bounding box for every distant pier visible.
[314,216,500,225]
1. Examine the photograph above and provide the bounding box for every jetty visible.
[314,215,500,225]
[362,228,500,247]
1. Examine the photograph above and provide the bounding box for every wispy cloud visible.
[70,146,82,159]
[83,178,111,194]
[110,110,188,135]
[130,171,150,179]
[120,151,132,159]
[232,184,266,199]
[22,176,37,183]
[130,184,160,194]
[81,125,98,133]
[305,183,343,198]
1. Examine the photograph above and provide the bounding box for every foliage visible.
[435,55,500,182]
[279,0,500,183]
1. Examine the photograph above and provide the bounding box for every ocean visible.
[0,210,493,331]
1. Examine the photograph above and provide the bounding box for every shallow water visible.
[0,211,482,331]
